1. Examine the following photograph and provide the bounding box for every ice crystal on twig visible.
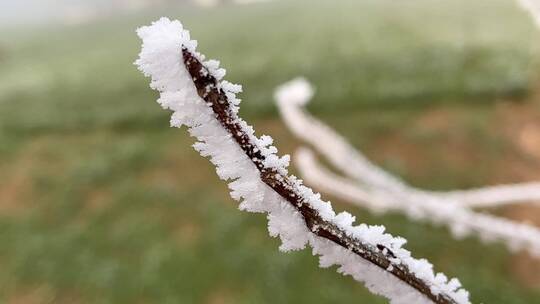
[135,18,470,304]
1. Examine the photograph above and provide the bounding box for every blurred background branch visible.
[276,77,540,256]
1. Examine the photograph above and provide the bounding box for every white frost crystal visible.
[135,17,470,304]
[276,78,540,257]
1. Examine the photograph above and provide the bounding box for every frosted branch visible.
[275,78,540,209]
[276,78,540,256]
[296,148,540,256]
[135,18,469,304]
[439,183,540,208]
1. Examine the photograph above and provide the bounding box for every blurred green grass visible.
[1,0,540,303]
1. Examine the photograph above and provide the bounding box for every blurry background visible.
[1,0,540,303]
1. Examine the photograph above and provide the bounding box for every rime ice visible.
[135,18,470,304]
[276,78,540,258]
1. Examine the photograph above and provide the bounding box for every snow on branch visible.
[295,147,540,255]
[275,78,540,256]
[274,78,540,209]
[135,18,469,304]
[439,182,540,208]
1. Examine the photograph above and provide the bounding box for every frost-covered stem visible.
[276,78,540,256]
[439,183,540,208]
[181,50,457,304]
[295,148,540,256]
[136,18,469,304]
[275,78,540,209]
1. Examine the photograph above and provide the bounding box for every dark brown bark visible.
[181,48,461,304]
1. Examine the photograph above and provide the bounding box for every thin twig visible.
[135,18,469,304]
[295,147,540,255]
[182,49,460,304]
[275,78,540,256]
[275,78,540,209]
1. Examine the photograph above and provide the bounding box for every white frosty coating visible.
[275,78,410,193]
[296,148,540,256]
[275,77,540,257]
[275,78,540,208]
[518,0,540,28]
[135,18,469,304]
[439,182,540,208]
